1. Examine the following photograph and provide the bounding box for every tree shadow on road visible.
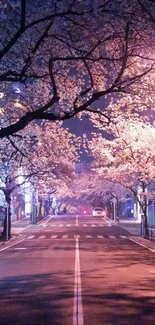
[0,272,73,325]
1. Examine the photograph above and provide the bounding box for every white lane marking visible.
[59,224,63,227]
[86,235,92,238]
[40,215,55,227]
[0,237,25,252]
[119,235,127,239]
[104,218,112,226]
[14,247,27,250]
[67,224,71,227]
[91,224,96,227]
[73,237,84,325]
[38,235,46,239]
[76,215,78,226]
[83,224,87,227]
[62,235,68,239]
[108,235,116,239]
[50,235,58,239]
[97,235,104,238]
[27,235,35,239]
[129,238,155,253]
[99,224,104,227]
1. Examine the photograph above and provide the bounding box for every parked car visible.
[92,207,106,217]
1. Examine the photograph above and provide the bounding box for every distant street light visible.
[0,92,4,98]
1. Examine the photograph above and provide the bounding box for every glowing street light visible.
[0,92,4,99]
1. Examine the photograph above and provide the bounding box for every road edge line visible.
[129,237,155,253]
[0,237,25,252]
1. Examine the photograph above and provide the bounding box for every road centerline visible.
[73,236,84,325]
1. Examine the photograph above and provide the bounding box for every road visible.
[0,215,155,325]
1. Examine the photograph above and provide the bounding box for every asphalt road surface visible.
[0,215,154,325]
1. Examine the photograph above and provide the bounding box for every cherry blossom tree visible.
[89,118,155,236]
[0,1,155,138]
[0,120,79,239]
[72,166,131,218]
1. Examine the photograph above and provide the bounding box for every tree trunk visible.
[143,201,149,239]
[116,198,120,222]
[136,188,149,239]
[106,201,111,218]
[1,193,11,240]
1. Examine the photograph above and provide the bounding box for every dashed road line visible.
[22,234,131,240]
[38,223,108,228]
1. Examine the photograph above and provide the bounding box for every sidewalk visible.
[10,215,51,233]
[12,216,31,227]
[108,217,141,227]
[116,217,141,226]
[10,217,32,234]
[119,218,141,223]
